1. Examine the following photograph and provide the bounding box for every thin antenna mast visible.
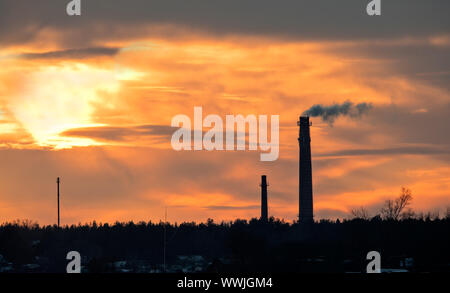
[163,206,167,272]
[57,177,60,227]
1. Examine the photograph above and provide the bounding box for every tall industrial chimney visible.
[298,116,313,222]
[260,175,268,222]
[57,177,60,227]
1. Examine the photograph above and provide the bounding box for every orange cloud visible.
[0,35,448,225]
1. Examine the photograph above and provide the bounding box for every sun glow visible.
[7,63,122,148]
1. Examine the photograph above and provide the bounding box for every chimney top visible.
[261,175,268,186]
[298,116,310,126]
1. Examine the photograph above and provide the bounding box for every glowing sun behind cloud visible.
[8,63,122,148]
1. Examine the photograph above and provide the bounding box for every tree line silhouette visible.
[0,216,448,272]
[0,188,448,272]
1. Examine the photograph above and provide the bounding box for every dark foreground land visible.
[0,217,448,273]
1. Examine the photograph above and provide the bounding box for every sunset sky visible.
[0,1,449,225]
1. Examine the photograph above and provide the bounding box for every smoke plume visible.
[303,101,372,125]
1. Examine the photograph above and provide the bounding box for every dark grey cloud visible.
[60,124,175,142]
[61,124,261,148]
[321,104,450,149]
[0,0,448,48]
[316,146,450,157]
[321,42,450,91]
[17,47,120,60]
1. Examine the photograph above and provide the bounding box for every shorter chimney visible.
[260,175,268,222]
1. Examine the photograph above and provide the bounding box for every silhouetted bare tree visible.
[381,187,413,220]
[350,207,370,220]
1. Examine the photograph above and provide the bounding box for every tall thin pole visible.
[57,177,60,227]
[163,206,167,272]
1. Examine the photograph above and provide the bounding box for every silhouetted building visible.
[298,116,313,222]
[260,175,268,222]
